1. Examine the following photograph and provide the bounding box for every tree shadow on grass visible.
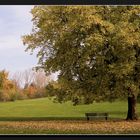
[0,116,127,122]
[0,117,86,121]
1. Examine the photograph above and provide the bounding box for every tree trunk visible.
[126,94,138,120]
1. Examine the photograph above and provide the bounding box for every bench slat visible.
[85,112,108,121]
[85,113,108,116]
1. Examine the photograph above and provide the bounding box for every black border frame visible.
[0,0,140,5]
[0,0,140,139]
[1,135,140,140]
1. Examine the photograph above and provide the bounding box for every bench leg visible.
[87,117,89,121]
[105,117,107,120]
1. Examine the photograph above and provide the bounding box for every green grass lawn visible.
[0,97,139,120]
[0,97,140,134]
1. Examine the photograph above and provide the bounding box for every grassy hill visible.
[0,97,139,120]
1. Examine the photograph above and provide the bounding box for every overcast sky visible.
[0,6,38,76]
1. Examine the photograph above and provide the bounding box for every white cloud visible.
[0,6,34,50]
[1,6,35,47]
[0,35,20,50]
[0,6,38,73]
[4,6,34,21]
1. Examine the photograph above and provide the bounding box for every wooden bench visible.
[85,113,108,121]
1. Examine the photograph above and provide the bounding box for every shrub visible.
[0,90,10,102]
[34,88,47,98]
[8,90,18,101]
[17,91,28,100]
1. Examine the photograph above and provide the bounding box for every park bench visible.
[85,112,109,121]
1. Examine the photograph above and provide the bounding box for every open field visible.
[0,120,140,134]
[0,97,139,120]
[0,98,140,134]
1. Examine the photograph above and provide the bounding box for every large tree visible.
[23,6,140,120]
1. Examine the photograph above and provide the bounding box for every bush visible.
[8,90,18,101]
[34,88,47,98]
[0,90,10,102]
[46,84,57,97]
[0,89,21,102]
[17,91,28,100]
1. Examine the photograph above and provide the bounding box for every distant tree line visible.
[0,69,53,102]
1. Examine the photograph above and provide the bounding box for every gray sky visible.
[0,6,38,75]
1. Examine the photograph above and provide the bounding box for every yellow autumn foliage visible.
[0,70,17,101]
